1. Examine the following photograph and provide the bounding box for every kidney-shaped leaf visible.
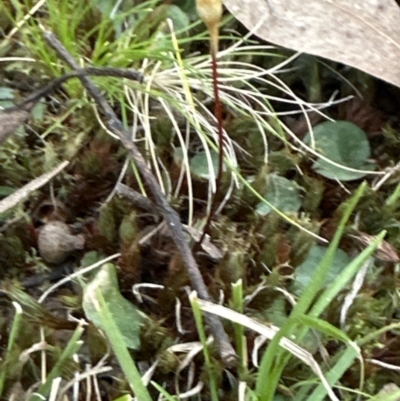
[190,150,220,180]
[223,0,400,88]
[303,120,374,181]
[293,245,351,295]
[256,174,302,216]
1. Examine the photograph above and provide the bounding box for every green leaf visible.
[296,314,353,344]
[160,4,190,33]
[82,263,142,350]
[0,87,15,108]
[94,286,152,401]
[119,211,139,244]
[0,186,15,197]
[292,245,351,295]
[304,120,375,181]
[190,151,220,180]
[98,203,117,243]
[31,101,46,122]
[256,174,302,216]
[133,4,190,48]
[81,251,102,267]
[0,87,14,100]
[174,0,197,17]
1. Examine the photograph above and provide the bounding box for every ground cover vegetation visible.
[1,0,400,400]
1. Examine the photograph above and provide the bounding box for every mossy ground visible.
[1,1,400,400]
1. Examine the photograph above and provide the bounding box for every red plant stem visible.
[43,31,237,365]
[198,50,224,246]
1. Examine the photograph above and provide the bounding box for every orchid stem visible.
[196,0,224,246]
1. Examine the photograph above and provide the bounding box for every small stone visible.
[38,221,85,264]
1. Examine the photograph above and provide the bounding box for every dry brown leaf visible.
[223,0,400,88]
[349,231,400,262]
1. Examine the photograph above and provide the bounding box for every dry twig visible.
[43,31,237,365]
[0,67,142,145]
[0,161,69,214]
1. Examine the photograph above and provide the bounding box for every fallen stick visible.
[0,67,143,145]
[0,161,69,214]
[43,31,237,365]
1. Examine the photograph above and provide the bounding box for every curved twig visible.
[43,31,237,365]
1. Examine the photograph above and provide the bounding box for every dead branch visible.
[0,67,143,145]
[43,31,237,365]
